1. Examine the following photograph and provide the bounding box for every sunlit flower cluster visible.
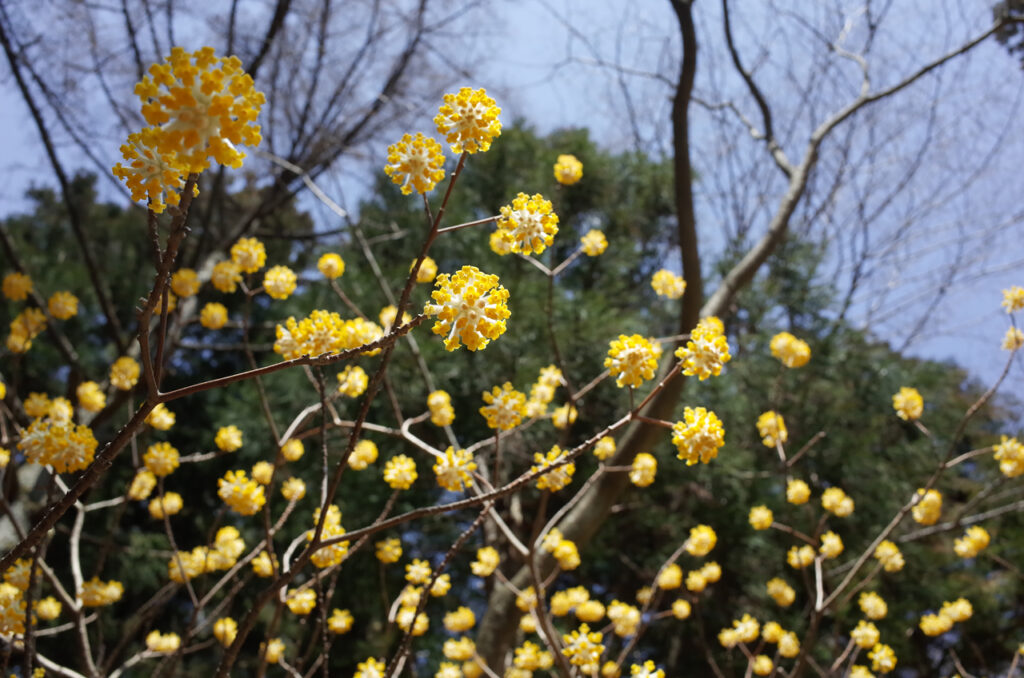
[605,334,659,388]
[532,445,576,492]
[993,435,1024,478]
[554,154,583,185]
[684,524,717,557]
[78,577,124,607]
[425,266,510,351]
[434,87,502,154]
[7,307,46,353]
[873,540,905,572]
[217,469,266,515]
[337,365,369,397]
[2,272,32,301]
[318,252,345,279]
[650,269,686,299]
[766,577,795,607]
[308,505,350,568]
[146,403,176,431]
[384,132,446,195]
[629,452,657,487]
[274,310,384,359]
[769,331,811,368]
[263,265,297,300]
[110,356,141,391]
[1002,285,1024,313]
[953,525,990,558]
[672,407,725,465]
[892,386,923,421]
[471,546,500,577]
[911,488,942,525]
[675,316,730,380]
[756,410,788,448]
[497,192,559,255]
[48,291,79,319]
[821,487,855,517]
[149,491,183,519]
[859,591,888,620]
[428,390,455,427]
[580,229,608,256]
[384,455,418,490]
[17,416,99,473]
[433,447,477,491]
[480,382,527,430]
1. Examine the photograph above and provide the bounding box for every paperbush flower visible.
[379,305,411,332]
[433,446,477,491]
[218,470,266,515]
[328,608,354,634]
[349,440,378,470]
[766,577,795,607]
[133,46,264,173]
[756,411,787,447]
[553,154,583,185]
[629,452,657,487]
[24,393,50,418]
[383,455,418,490]
[1002,285,1024,313]
[384,132,446,195]
[868,643,896,673]
[532,445,575,491]
[911,488,942,525]
[434,87,501,154]
[286,588,317,615]
[281,477,306,501]
[214,617,237,646]
[249,461,273,485]
[2,272,32,301]
[873,540,905,572]
[215,425,243,452]
[941,597,972,622]
[149,491,183,519]
[651,269,686,299]
[672,599,692,619]
[471,546,499,576]
[1003,326,1024,351]
[337,365,369,397]
[675,316,731,380]
[630,661,664,678]
[749,505,773,530]
[231,237,266,274]
[318,252,345,279]
[994,435,1024,478]
[274,310,384,359]
[0,584,26,635]
[608,601,641,637]
[145,403,176,430]
[200,302,229,329]
[580,229,607,256]
[7,308,46,353]
[480,382,527,430]
[859,591,888,620]
[562,623,604,668]
[892,386,923,421]
[144,629,181,654]
[211,260,242,292]
[443,637,476,661]
[919,612,953,636]
[263,265,296,299]
[954,525,990,558]
[18,417,99,473]
[264,638,285,664]
[425,266,510,351]
[672,407,725,465]
[170,268,200,297]
[787,545,815,569]
[770,331,811,368]
[497,192,559,255]
[127,470,157,501]
[593,436,616,461]
[427,390,455,427]
[307,505,349,568]
[110,356,140,391]
[551,403,578,429]
[606,334,659,388]
[111,128,192,213]
[78,578,124,607]
[819,531,844,559]
[73,381,104,413]
[33,596,61,621]
[821,486,855,517]
[685,525,717,557]
[851,620,880,648]
[281,438,305,462]
[48,291,79,319]
[376,538,402,564]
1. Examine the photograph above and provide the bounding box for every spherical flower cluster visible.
[413,256,438,284]
[873,540,905,572]
[941,597,973,622]
[629,452,658,487]
[868,643,896,674]
[954,525,990,558]
[1002,286,1024,313]
[7,307,47,353]
[425,266,510,351]
[718,614,760,648]
[264,639,286,664]
[146,403,176,431]
[443,637,476,661]
[608,600,641,637]
[551,403,578,429]
[48,291,79,319]
[170,269,200,297]
[251,551,278,577]
[217,470,266,515]
[766,578,795,607]
[656,564,682,590]
[318,252,345,279]
[197,301,228,330]
[593,436,616,461]
[214,617,237,646]
[263,265,297,300]
[630,661,664,678]
[4,560,31,590]
[215,425,243,452]
[349,440,378,470]
[128,470,157,501]
[18,417,99,473]
[230,237,265,274]
[911,488,942,525]
[384,455,418,490]
[819,531,844,559]
[859,591,888,620]
[379,305,411,332]
[554,154,583,185]
[251,461,273,484]
[24,393,51,418]
[76,381,106,412]
[532,445,576,491]
[281,477,306,501]
[336,365,369,398]
[110,356,141,391]
[851,620,880,648]
[993,435,1024,478]
[433,447,477,491]
[562,624,604,669]
[328,608,354,634]
[384,132,446,195]
[605,334,659,388]
[672,407,725,466]
[525,365,563,417]
[0,584,26,635]
[146,630,181,653]
[685,525,718,557]
[307,505,349,568]
[787,545,815,569]
[919,612,953,637]
[34,596,61,621]
[286,588,317,615]
[675,316,731,380]
[274,309,384,359]
[748,506,773,530]
[281,438,305,462]
[497,192,560,255]
[756,411,788,448]
[211,260,242,293]
[821,487,855,517]
[79,577,124,607]
[553,539,581,570]
[651,269,686,299]
[149,491,184,519]
[892,386,923,421]
[1003,326,1024,351]
[434,87,501,154]
[480,382,527,430]
[580,229,607,256]
[375,538,402,564]
[770,331,811,368]
[2,272,32,301]
[471,546,499,577]
[427,390,455,427]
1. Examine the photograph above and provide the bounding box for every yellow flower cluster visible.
[819,531,844,559]
[770,331,811,368]
[756,411,787,448]
[211,260,243,292]
[383,454,418,490]
[349,440,378,470]
[873,540,905,572]
[144,441,180,476]
[675,316,730,380]
[318,252,345,279]
[526,364,564,417]
[892,386,923,421]
[166,527,245,582]
[146,403,176,430]
[7,307,46,353]
[274,310,384,359]
[630,452,657,487]
[110,356,141,391]
[375,538,402,564]
[48,291,79,319]
[554,154,584,185]
[496,192,560,255]
[427,390,455,426]
[1003,326,1024,351]
[859,591,888,620]
[308,505,350,568]
[748,505,773,530]
[199,302,228,329]
[787,545,815,569]
[672,407,725,466]
[2,272,32,301]
[17,417,99,473]
[593,436,616,461]
[911,488,942,525]
[434,87,502,154]
[821,486,855,517]
[685,525,718,557]
[605,334,659,388]
[328,608,354,634]
[337,365,369,397]
[471,546,500,577]
[580,229,608,256]
[532,445,576,491]
[766,577,796,607]
[480,382,527,430]
[433,447,477,491]
[285,588,317,615]
[868,643,896,673]
[1002,285,1024,313]
[214,617,237,646]
[994,436,1024,478]
[263,265,297,300]
[0,584,26,635]
[718,613,760,648]
[146,630,181,653]
[149,491,183,519]
[415,257,438,283]
[953,525,990,558]
[425,266,510,351]
[217,469,265,515]
[562,623,604,671]
[385,132,446,195]
[650,269,686,299]
[79,577,124,607]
